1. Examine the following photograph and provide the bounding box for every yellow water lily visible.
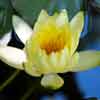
[0,9,100,89]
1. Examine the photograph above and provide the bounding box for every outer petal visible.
[0,46,26,70]
[49,47,70,73]
[70,12,84,54]
[41,73,64,90]
[24,60,41,77]
[71,51,100,72]
[0,31,11,46]
[13,15,33,44]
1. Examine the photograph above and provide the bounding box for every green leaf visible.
[11,0,84,26]
[0,0,13,37]
[11,0,56,26]
[0,0,85,37]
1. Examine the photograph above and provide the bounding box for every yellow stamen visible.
[34,21,71,54]
[40,33,66,54]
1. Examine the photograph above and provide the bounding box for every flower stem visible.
[0,70,20,92]
[20,85,35,100]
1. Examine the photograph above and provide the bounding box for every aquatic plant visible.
[0,9,100,90]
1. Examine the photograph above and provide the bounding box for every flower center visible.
[34,21,70,54]
[39,33,66,54]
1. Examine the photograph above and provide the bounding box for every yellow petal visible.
[34,10,49,32]
[25,40,51,74]
[41,73,64,90]
[56,9,68,27]
[24,61,41,77]
[71,51,100,72]
[47,47,70,73]
[71,52,79,66]
[25,41,42,76]
[70,12,84,54]
[59,47,69,67]
[36,49,51,74]
[49,52,58,70]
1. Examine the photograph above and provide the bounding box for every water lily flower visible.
[0,9,100,89]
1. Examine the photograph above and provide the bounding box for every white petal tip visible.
[0,32,11,46]
[0,46,26,70]
[12,15,33,44]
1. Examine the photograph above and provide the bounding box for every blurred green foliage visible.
[0,0,13,37]
[0,0,85,36]
[11,0,83,25]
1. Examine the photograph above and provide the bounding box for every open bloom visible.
[0,9,100,89]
